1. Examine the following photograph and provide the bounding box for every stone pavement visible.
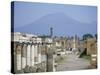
[56,54,91,71]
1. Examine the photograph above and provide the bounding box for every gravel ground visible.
[56,54,91,71]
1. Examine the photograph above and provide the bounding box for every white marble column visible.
[22,44,27,69]
[53,54,56,72]
[38,45,41,63]
[26,44,31,66]
[38,54,41,63]
[31,44,35,66]
[34,45,38,64]
[73,38,76,49]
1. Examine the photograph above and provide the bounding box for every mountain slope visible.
[14,13,97,36]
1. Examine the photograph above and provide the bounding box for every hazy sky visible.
[13,1,97,37]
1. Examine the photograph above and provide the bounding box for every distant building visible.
[53,37,67,49]
[79,37,97,56]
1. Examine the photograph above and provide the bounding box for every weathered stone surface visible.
[24,65,30,73]
[29,66,37,73]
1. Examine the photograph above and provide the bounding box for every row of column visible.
[15,43,41,71]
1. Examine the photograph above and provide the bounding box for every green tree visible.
[82,34,93,40]
[95,34,97,39]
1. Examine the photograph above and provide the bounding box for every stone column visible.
[46,44,53,72]
[16,43,22,70]
[34,45,38,64]
[38,44,41,63]
[21,43,27,69]
[26,43,31,66]
[53,54,56,72]
[31,44,35,66]
[73,37,76,50]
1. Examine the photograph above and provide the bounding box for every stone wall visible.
[86,38,97,55]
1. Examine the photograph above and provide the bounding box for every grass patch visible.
[81,55,91,60]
